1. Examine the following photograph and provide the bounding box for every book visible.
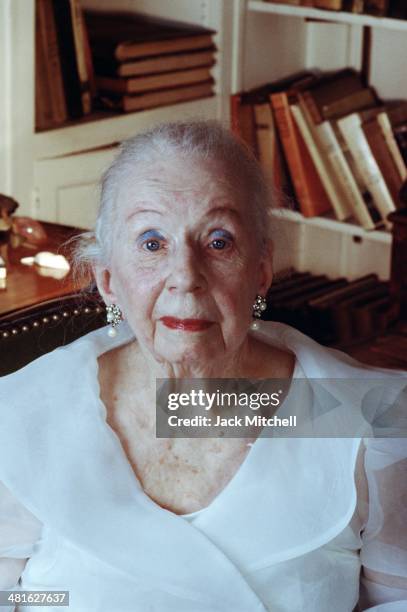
[270,91,332,217]
[337,112,396,227]
[313,0,343,9]
[331,283,389,343]
[230,93,258,155]
[84,11,215,62]
[290,103,351,220]
[69,0,92,114]
[95,67,213,95]
[394,125,407,166]
[253,102,286,192]
[99,81,214,113]
[338,113,396,227]
[299,87,380,229]
[321,88,378,122]
[36,0,67,125]
[311,119,379,229]
[230,71,316,161]
[351,295,392,339]
[362,117,404,207]
[35,1,54,130]
[388,1,407,19]
[93,47,216,78]
[342,0,365,12]
[377,111,407,181]
[363,0,389,15]
[308,274,379,342]
[299,70,365,124]
[263,1,302,4]
[52,0,83,118]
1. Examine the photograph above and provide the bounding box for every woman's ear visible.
[92,264,119,305]
[258,240,273,295]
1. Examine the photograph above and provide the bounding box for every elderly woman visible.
[0,120,406,612]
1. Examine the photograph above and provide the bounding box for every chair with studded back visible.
[0,289,107,377]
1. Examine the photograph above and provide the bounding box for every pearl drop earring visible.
[106,304,123,337]
[250,294,267,331]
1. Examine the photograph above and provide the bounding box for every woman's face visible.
[96,157,272,369]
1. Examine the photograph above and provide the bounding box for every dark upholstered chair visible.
[0,290,107,377]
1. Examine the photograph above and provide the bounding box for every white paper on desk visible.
[20,251,70,279]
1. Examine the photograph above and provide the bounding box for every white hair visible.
[67,119,280,289]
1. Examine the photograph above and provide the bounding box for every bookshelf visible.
[1,0,406,283]
[248,1,407,31]
[0,0,233,226]
[232,0,407,281]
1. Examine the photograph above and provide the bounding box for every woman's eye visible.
[210,238,227,250]
[137,230,165,252]
[144,239,161,252]
[209,231,233,251]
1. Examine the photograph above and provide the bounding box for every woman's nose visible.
[166,244,207,294]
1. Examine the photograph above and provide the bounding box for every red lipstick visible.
[160,317,214,331]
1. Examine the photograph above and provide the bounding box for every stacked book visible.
[231,68,407,230]
[35,0,95,131]
[263,0,407,18]
[84,11,217,113]
[262,269,398,346]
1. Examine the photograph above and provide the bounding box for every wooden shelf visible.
[34,95,219,160]
[270,208,392,243]
[249,1,407,31]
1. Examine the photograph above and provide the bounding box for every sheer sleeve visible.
[358,438,407,611]
[0,479,43,610]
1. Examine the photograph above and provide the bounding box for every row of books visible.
[231,68,407,230]
[85,10,216,114]
[262,270,398,345]
[35,2,217,130]
[35,0,95,130]
[263,0,407,18]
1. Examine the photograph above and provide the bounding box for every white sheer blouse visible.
[0,321,406,611]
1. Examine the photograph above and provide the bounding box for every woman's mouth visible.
[160,317,214,332]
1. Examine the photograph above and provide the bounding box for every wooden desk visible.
[0,221,91,316]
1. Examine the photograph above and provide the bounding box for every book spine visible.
[96,68,212,95]
[37,0,67,124]
[115,34,214,62]
[290,103,348,220]
[301,90,324,124]
[122,82,214,112]
[388,0,407,18]
[35,0,54,130]
[394,127,407,167]
[337,114,396,226]
[270,93,331,217]
[230,94,258,156]
[254,103,284,191]
[52,0,84,118]
[313,0,343,9]
[342,0,364,12]
[363,0,389,16]
[363,119,403,207]
[270,94,312,215]
[69,0,92,114]
[316,121,376,229]
[377,112,407,181]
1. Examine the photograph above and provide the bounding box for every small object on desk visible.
[11,216,48,247]
[0,256,6,290]
[20,251,71,279]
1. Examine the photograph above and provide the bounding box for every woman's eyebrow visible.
[126,208,164,222]
[204,206,242,220]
